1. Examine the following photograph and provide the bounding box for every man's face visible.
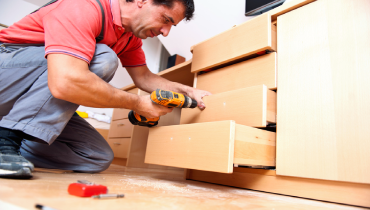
[130,0,186,39]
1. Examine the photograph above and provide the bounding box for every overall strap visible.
[94,0,105,42]
[31,0,105,42]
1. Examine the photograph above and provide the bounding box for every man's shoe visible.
[0,128,34,179]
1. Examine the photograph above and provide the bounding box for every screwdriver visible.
[92,194,125,199]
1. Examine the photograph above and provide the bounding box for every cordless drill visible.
[128,89,197,127]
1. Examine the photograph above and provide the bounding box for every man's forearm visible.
[47,54,140,110]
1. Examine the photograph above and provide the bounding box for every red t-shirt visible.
[0,0,146,67]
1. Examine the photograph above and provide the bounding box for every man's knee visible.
[85,145,114,173]
[90,44,119,83]
[97,147,114,172]
[74,149,114,173]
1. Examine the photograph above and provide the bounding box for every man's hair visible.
[126,0,195,21]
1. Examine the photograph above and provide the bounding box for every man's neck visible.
[118,0,134,33]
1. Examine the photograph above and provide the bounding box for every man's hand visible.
[186,88,212,110]
[133,95,174,119]
[126,65,212,110]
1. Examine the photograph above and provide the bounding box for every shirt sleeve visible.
[43,0,102,64]
[118,36,146,68]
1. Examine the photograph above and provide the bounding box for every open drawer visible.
[145,121,275,173]
[191,13,277,73]
[180,85,276,127]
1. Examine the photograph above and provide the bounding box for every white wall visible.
[159,0,294,61]
[0,0,41,26]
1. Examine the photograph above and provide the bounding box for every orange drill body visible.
[150,89,189,108]
[128,89,197,127]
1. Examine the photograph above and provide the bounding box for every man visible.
[0,0,211,179]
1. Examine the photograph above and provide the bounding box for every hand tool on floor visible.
[128,89,197,127]
[68,180,108,197]
[92,193,125,199]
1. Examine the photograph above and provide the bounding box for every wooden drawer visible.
[108,119,133,138]
[107,137,131,158]
[111,108,130,121]
[191,13,277,73]
[197,53,277,94]
[145,120,276,173]
[180,85,276,127]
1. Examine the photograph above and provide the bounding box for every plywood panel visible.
[269,0,316,21]
[277,0,370,184]
[126,126,150,168]
[127,87,138,95]
[108,119,133,138]
[196,53,277,94]
[234,125,276,167]
[120,60,194,92]
[145,121,235,173]
[191,13,276,73]
[187,169,370,208]
[111,108,130,121]
[180,85,276,127]
[157,107,181,127]
[159,59,194,87]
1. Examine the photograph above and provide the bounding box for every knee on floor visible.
[75,150,114,173]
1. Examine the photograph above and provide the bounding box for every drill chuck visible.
[183,95,197,108]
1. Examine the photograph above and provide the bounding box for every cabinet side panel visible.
[277,0,370,184]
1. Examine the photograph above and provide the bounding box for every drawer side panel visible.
[234,124,276,166]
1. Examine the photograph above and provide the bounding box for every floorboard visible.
[0,164,366,210]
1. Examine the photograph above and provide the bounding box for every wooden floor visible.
[0,163,367,210]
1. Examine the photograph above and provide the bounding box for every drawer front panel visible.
[107,137,131,158]
[180,85,276,127]
[112,108,130,121]
[197,53,277,94]
[191,13,277,73]
[145,121,276,173]
[108,119,133,138]
[145,121,235,173]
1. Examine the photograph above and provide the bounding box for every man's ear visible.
[137,0,148,8]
